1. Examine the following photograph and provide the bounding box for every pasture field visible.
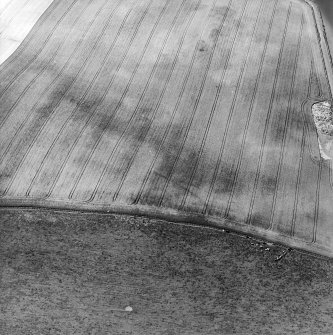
[0,0,333,257]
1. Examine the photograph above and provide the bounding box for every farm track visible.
[0,0,333,257]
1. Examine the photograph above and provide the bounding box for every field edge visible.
[1,198,332,259]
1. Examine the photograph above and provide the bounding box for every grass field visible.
[0,0,333,257]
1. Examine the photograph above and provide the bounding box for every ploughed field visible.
[0,0,333,257]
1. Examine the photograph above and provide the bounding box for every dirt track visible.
[0,0,333,257]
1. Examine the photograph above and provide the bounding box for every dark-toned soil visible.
[1,208,333,334]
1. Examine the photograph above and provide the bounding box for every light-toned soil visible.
[0,0,333,257]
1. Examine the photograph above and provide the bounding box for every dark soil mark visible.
[249,212,270,229]
[259,174,277,195]
[209,28,220,42]
[209,5,234,20]
[198,40,209,52]
[269,109,304,145]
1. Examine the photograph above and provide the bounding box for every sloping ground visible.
[0,0,333,257]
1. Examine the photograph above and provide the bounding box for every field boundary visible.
[0,197,332,258]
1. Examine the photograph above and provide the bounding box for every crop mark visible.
[0,0,81,105]
[290,43,318,237]
[180,0,265,211]
[131,1,225,206]
[300,17,333,205]
[303,4,333,206]
[157,0,248,208]
[25,2,146,198]
[268,14,304,231]
[246,2,292,226]
[27,0,153,198]
[0,0,100,160]
[49,0,190,200]
[290,101,309,237]
[292,74,325,238]
[68,0,168,201]
[199,0,254,214]
[81,0,178,203]
[0,0,125,197]
[0,0,93,133]
[113,0,226,203]
[111,0,201,202]
[223,0,278,218]
[0,0,330,254]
